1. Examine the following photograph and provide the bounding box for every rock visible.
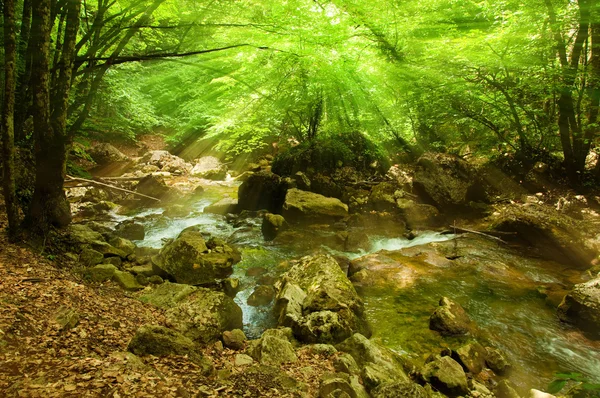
[191,156,227,180]
[152,230,240,285]
[529,390,556,398]
[247,285,275,306]
[234,354,254,367]
[282,189,348,224]
[223,329,246,350]
[275,254,370,344]
[138,282,197,309]
[485,346,511,375]
[80,248,104,266]
[262,213,287,241]
[420,356,469,397]
[452,342,487,374]
[104,256,122,267]
[249,335,298,366]
[127,325,212,373]
[165,288,243,344]
[54,307,80,330]
[129,264,155,277]
[136,174,178,201]
[112,271,144,291]
[336,334,408,391]
[334,353,360,375]
[84,264,117,282]
[557,277,600,337]
[294,172,311,190]
[238,171,288,213]
[203,198,239,215]
[413,152,480,208]
[401,202,441,228]
[223,278,241,297]
[69,224,105,245]
[303,344,338,357]
[88,143,128,165]
[91,241,127,259]
[319,373,369,398]
[344,230,370,252]
[371,381,428,398]
[109,237,136,257]
[429,297,472,336]
[149,275,163,284]
[115,221,145,240]
[368,182,398,212]
[489,203,596,268]
[163,204,191,218]
[247,267,268,277]
[496,380,521,398]
[82,187,110,203]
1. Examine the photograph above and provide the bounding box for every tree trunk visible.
[2,0,20,239]
[15,0,33,143]
[28,0,71,229]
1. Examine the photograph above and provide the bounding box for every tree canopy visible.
[2,0,600,233]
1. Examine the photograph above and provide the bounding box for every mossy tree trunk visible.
[1,0,20,239]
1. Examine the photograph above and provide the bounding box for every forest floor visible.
[0,210,334,398]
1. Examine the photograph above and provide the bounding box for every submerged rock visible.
[275,254,371,344]
[429,297,472,336]
[282,188,348,224]
[152,230,240,285]
[261,213,287,241]
[557,277,600,337]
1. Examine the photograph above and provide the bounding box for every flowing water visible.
[115,191,600,394]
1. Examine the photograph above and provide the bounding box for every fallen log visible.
[65,175,161,202]
[448,225,508,244]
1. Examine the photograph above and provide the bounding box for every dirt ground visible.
[0,212,335,398]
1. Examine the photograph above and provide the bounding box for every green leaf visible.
[547,380,567,394]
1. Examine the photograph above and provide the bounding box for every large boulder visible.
[335,333,409,392]
[165,288,243,344]
[115,220,145,240]
[137,282,197,309]
[489,203,596,268]
[248,334,298,366]
[203,197,239,215]
[282,188,348,224]
[413,152,482,208]
[420,356,469,397]
[557,277,600,337]
[275,254,371,344]
[152,230,241,285]
[135,174,178,201]
[140,150,191,174]
[238,171,288,213]
[88,143,128,165]
[191,156,227,180]
[127,325,212,373]
[429,297,472,336]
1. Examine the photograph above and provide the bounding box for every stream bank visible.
[55,147,600,396]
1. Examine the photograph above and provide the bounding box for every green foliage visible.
[272,131,389,176]
[548,372,600,397]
